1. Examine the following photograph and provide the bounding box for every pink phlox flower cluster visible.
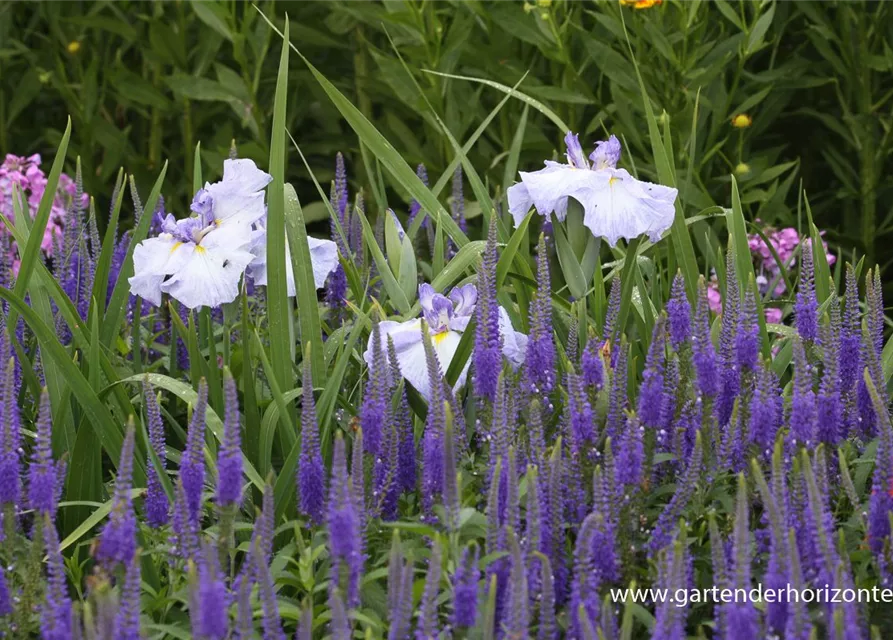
[707,224,835,325]
[0,154,87,264]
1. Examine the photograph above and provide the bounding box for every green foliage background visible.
[1,0,892,265]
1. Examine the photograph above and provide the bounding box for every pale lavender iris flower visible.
[364,283,527,400]
[129,159,272,309]
[247,224,339,294]
[507,132,678,247]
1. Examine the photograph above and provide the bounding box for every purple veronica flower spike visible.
[180,380,208,524]
[474,215,503,402]
[216,371,243,507]
[364,283,526,401]
[95,425,138,568]
[667,272,691,349]
[526,234,556,394]
[28,389,64,517]
[144,381,169,527]
[41,518,73,640]
[507,132,678,246]
[298,357,326,524]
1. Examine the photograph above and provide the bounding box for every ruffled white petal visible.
[128,235,193,306]
[205,182,268,229]
[308,237,339,289]
[581,168,677,247]
[363,319,469,401]
[498,307,528,369]
[156,226,255,309]
[508,162,678,246]
[507,161,593,226]
[248,226,339,295]
[221,158,273,193]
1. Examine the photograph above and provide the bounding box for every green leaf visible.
[284,183,326,385]
[355,202,411,314]
[266,19,296,414]
[190,0,233,41]
[746,3,776,55]
[552,215,588,300]
[10,118,71,333]
[421,70,570,133]
[803,193,832,305]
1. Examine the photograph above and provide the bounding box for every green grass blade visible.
[10,117,71,329]
[266,18,295,409]
[355,201,411,314]
[421,70,570,133]
[284,183,326,384]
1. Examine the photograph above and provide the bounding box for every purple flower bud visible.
[416,539,443,640]
[789,337,817,449]
[180,380,209,524]
[569,514,602,638]
[693,277,719,397]
[453,546,480,628]
[193,544,228,640]
[422,328,446,512]
[603,276,622,347]
[387,535,414,640]
[505,530,529,637]
[96,425,138,568]
[474,215,502,402]
[0,354,22,509]
[143,381,169,527]
[0,564,10,617]
[328,434,363,609]
[361,323,388,455]
[615,415,644,489]
[216,372,243,507]
[41,518,72,640]
[639,317,667,427]
[581,338,604,390]
[525,235,555,394]
[736,287,759,371]
[718,255,740,426]
[667,273,691,349]
[298,358,326,525]
[605,341,628,442]
[113,552,142,638]
[256,545,286,640]
[795,241,819,343]
[28,389,63,516]
[653,537,688,640]
[566,372,594,455]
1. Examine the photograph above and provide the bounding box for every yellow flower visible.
[621,0,663,9]
[67,41,81,55]
[735,162,751,176]
[731,113,753,128]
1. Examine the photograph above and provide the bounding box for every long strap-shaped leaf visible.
[256,8,469,250]
[266,19,295,404]
[285,184,326,384]
[9,118,71,334]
